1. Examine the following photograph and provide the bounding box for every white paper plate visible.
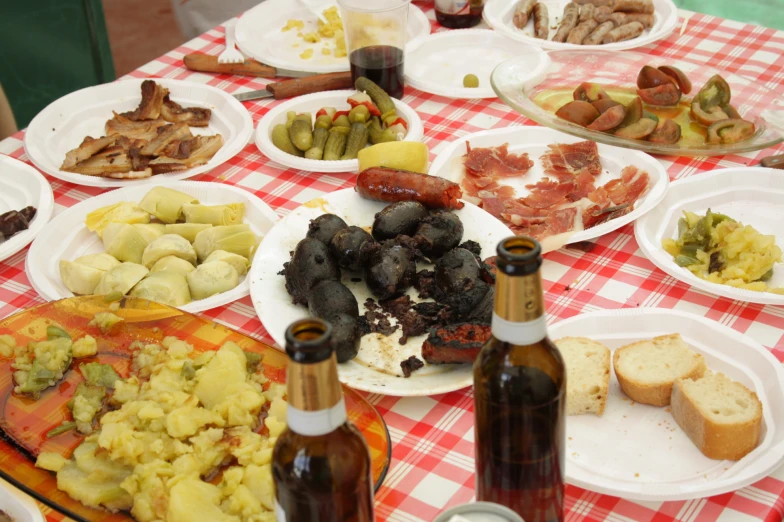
[24,79,254,188]
[549,308,784,501]
[0,156,54,263]
[0,478,44,522]
[483,0,678,51]
[250,188,514,396]
[26,182,278,313]
[635,167,784,306]
[236,0,431,74]
[405,29,545,99]
[428,126,669,250]
[255,90,424,173]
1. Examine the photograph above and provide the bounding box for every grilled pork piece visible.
[121,80,168,121]
[140,123,192,156]
[105,115,168,141]
[421,323,492,364]
[61,136,116,169]
[400,356,425,378]
[62,145,132,176]
[160,95,212,127]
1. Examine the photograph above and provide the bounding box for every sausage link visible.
[613,0,654,13]
[574,0,614,6]
[602,21,644,43]
[513,0,537,28]
[594,5,615,23]
[610,12,654,28]
[533,3,550,39]
[356,168,465,210]
[579,3,596,22]
[552,3,580,43]
[567,19,599,44]
[583,20,615,44]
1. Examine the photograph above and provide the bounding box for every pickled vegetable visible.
[138,187,198,224]
[323,127,348,160]
[130,272,192,307]
[341,122,369,160]
[368,117,397,144]
[85,202,150,237]
[349,104,370,124]
[102,223,148,265]
[289,113,314,152]
[333,114,351,129]
[186,261,240,300]
[80,362,120,389]
[182,203,245,226]
[355,77,396,117]
[164,223,213,243]
[271,123,304,157]
[463,74,479,88]
[141,234,197,268]
[305,127,329,160]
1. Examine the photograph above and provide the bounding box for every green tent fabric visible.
[0,0,115,129]
[674,0,784,31]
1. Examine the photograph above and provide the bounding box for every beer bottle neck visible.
[286,354,347,436]
[491,271,547,345]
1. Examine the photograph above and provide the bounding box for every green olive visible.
[463,74,480,88]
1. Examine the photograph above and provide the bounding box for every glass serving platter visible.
[0,296,391,522]
[491,50,784,156]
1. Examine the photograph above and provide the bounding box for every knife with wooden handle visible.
[233,72,355,101]
[183,53,311,78]
[760,154,784,169]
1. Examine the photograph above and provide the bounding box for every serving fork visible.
[218,19,245,65]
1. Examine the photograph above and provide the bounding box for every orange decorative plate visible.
[0,296,391,522]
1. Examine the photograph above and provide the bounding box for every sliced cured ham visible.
[464,142,534,179]
[540,141,603,182]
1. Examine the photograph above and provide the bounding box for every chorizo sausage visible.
[613,0,654,14]
[513,0,537,29]
[567,19,599,44]
[610,12,654,28]
[602,21,644,43]
[574,0,614,6]
[533,3,550,39]
[579,3,596,22]
[356,168,465,210]
[594,5,614,23]
[552,3,580,43]
[583,20,615,44]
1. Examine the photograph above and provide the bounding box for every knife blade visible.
[233,72,354,102]
[183,53,314,78]
[760,154,784,169]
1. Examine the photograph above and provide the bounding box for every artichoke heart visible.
[85,202,150,237]
[141,234,197,268]
[60,260,105,295]
[138,187,199,224]
[74,253,121,272]
[94,263,149,296]
[149,255,196,277]
[102,223,148,265]
[203,249,250,276]
[164,223,213,243]
[186,260,240,300]
[182,203,246,226]
[132,223,166,243]
[193,225,258,262]
[130,272,192,307]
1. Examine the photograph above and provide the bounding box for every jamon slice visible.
[604,165,650,206]
[139,123,192,156]
[160,95,211,127]
[540,141,602,182]
[121,80,168,121]
[521,179,574,209]
[62,145,131,176]
[61,136,116,169]
[105,114,168,141]
[464,142,534,178]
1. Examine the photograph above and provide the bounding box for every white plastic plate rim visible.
[0,156,54,263]
[634,167,784,306]
[404,29,547,99]
[427,126,669,246]
[483,0,678,51]
[235,0,431,74]
[549,307,784,501]
[254,90,424,173]
[26,181,279,314]
[0,478,45,522]
[23,79,254,188]
[249,187,514,396]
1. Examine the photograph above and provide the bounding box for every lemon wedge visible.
[357,142,429,174]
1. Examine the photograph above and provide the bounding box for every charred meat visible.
[400,356,425,378]
[0,207,36,243]
[330,226,375,271]
[283,237,341,305]
[414,210,464,259]
[121,79,167,121]
[433,248,483,298]
[421,323,492,364]
[307,214,348,245]
[364,241,416,300]
[160,94,212,127]
[372,201,428,241]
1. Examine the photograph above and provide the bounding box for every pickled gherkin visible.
[272,124,304,157]
[341,122,369,160]
[289,113,314,152]
[305,127,330,160]
[355,77,396,117]
[368,117,398,144]
[332,114,351,129]
[349,105,370,124]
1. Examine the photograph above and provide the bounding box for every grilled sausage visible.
[583,20,616,44]
[613,0,654,14]
[533,3,550,39]
[575,0,614,5]
[421,323,492,365]
[356,168,464,210]
[594,5,614,23]
[579,3,596,22]
[513,0,537,29]
[567,19,599,43]
[602,21,644,43]
[610,12,654,28]
[552,2,580,43]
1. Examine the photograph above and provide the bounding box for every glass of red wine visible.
[337,0,410,100]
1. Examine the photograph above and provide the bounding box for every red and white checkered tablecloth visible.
[1,3,784,521]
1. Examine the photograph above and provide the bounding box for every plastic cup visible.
[337,0,410,99]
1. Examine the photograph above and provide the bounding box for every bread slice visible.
[554,337,611,416]
[613,333,706,406]
[671,372,762,460]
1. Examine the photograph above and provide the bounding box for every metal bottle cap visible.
[432,501,526,522]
